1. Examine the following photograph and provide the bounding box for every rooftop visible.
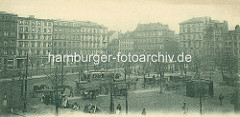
[134,22,170,31]
[179,17,211,24]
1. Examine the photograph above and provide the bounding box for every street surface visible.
[2,70,237,116]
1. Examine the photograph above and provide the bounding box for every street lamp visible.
[109,73,114,114]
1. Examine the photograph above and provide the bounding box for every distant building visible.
[16,16,53,68]
[0,11,18,74]
[223,25,240,72]
[119,31,134,54]
[52,20,108,67]
[132,23,175,54]
[179,17,228,69]
[107,31,120,55]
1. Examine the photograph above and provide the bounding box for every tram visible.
[75,70,122,99]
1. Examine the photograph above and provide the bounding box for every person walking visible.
[116,104,122,114]
[182,101,188,114]
[2,94,7,111]
[219,93,224,106]
[141,108,146,116]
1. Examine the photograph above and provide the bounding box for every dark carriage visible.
[186,79,214,97]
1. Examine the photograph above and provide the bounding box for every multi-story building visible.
[108,31,134,55]
[223,25,240,73]
[107,31,120,56]
[179,17,228,69]
[0,11,18,75]
[52,20,108,66]
[119,31,134,54]
[16,16,53,68]
[131,23,175,54]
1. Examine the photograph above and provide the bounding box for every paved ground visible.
[2,70,238,116]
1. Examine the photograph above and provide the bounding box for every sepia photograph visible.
[0,0,240,116]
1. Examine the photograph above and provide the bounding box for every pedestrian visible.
[182,101,188,114]
[2,94,7,110]
[40,94,44,103]
[70,89,74,97]
[219,93,224,106]
[72,102,79,110]
[141,108,146,116]
[116,104,122,114]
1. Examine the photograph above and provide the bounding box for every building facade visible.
[223,25,240,73]
[0,11,18,76]
[52,20,108,67]
[179,17,228,70]
[132,23,175,54]
[118,32,134,55]
[16,16,53,68]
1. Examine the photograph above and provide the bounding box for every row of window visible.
[17,49,50,56]
[19,20,52,27]
[19,34,52,40]
[228,35,240,41]
[53,50,102,55]
[0,15,17,21]
[17,41,102,48]
[54,27,106,34]
[134,31,169,37]
[180,24,202,33]
[18,41,52,48]
[134,38,162,43]
[1,41,15,47]
[0,49,15,55]
[181,41,203,48]
[53,42,101,48]
[135,45,162,50]
[0,22,16,28]
[53,34,106,41]
[19,27,52,33]
[0,31,16,37]
[181,34,202,40]
[54,21,103,28]
[225,42,240,47]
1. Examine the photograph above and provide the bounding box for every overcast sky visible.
[0,0,240,33]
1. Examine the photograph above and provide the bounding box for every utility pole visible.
[125,64,128,114]
[61,54,64,86]
[78,62,81,83]
[55,63,59,116]
[110,73,114,113]
[110,61,116,114]
[23,53,28,113]
[50,37,54,77]
[199,73,203,115]
[20,61,24,99]
[200,81,203,115]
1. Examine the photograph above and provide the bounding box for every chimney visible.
[29,15,35,19]
[235,25,240,32]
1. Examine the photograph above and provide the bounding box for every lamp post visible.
[23,53,28,113]
[109,73,114,114]
[124,63,128,114]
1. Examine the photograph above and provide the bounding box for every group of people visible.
[83,91,97,100]
[83,103,100,113]
[114,104,146,116]
[40,93,53,105]
[181,93,225,115]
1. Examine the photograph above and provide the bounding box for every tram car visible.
[75,70,122,99]
[113,82,128,96]
[186,79,214,97]
[80,70,122,82]
[222,73,238,86]
[169,75,191,83]
[143,76,157,88]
